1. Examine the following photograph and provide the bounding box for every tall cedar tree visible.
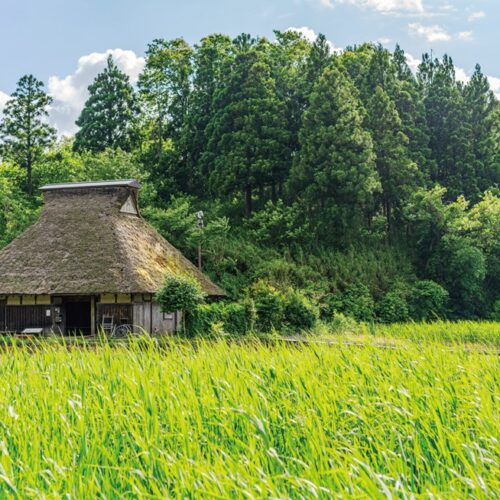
[290,63,380,234]
[181,34,232,196]
[418,54,476,200]
[271,30,312,160]
[0,75,55,195]
[391,45,435,181]
[138,39,193,197]
[463,65,500,192]
[73,55,138,153]
[204,39,290,216]
[366,86,418,234]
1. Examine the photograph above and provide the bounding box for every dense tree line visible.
[0,31,499,321]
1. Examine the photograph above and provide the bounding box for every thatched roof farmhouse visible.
[0,180,223,334]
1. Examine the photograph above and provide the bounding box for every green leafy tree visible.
[0,75,56,195]
[73,55,138,153]
[155,273,206,332]
[289,63,379,237]
[408,280,449,321]
[0,163,40,247]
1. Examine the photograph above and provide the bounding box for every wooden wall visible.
[133,303,179,333]
[4,306,53,332]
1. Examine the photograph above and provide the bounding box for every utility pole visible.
[196,211,204,271]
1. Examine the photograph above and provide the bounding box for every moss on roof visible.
[0,183,223,296]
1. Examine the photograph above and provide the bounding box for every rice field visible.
[0,329,498,497]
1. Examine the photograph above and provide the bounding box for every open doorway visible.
[65,299,91,335]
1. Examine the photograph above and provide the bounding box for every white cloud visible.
[405,52,421,73]
[468,11,485,22]
[409,23,451,42]
[377,36,392,44]
[329,0,424,14]
[319,0,334,7]
[0,90,9,114]
[409,24,474,43]
[488,76,500,100]
[48,48,145,136]
[457,31,473,41]
[286,26,342,53]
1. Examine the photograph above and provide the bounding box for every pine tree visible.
[419,54,476,200]
[182,34,233,196]
[366,86,418,234]
[0,75,56,195]
[290,63,379,235]
[390,46,435,181]
[73,55,138,153]
[138,39,193,198]
[463,65,500,193]
[203,40,290,216]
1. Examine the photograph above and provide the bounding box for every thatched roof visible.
[0,180,223,296]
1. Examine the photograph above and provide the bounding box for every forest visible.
[0,30,499,326]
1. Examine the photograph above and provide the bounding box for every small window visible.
[120,195,138,215]
[163,312,174,320]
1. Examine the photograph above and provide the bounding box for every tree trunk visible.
[27,159,33,196]
[244,185,253,218]
[271,181,277,203]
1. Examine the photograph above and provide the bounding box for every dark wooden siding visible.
[0,301,5,331]
[5,306,52,332]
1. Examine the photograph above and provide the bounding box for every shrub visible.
[330,312,360,334]
[491,299,500,321]
[408,280,449,321]
[283,290,319,331]
[376,290,409,323]
[333,283,375,322]
[155,273,206,332]
[249,281,285,332]
[191,300,256,336]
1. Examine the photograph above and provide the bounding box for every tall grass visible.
[321,320,500,346]
[0,338,498,497]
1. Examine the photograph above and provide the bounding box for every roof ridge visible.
[41,180,140,191]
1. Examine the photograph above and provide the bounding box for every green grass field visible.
[0,324,498,497]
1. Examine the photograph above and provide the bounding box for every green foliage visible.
[244,200,309,248]
[0,164,40,247]
[191,299,256,336]
[408,280,449,321]
[365,85,419,232]
[0,75,55,195]
[249,281,285,331]
[330,311,360,333]
[333,283,375,322]
[155,273,206,332]
[204,39,290,217]
[74,55,139,153]
[1,35,499,321]
[289,62,380,240]
[283,289,318,331]
[491,299,500,321]
[376,289,409,323]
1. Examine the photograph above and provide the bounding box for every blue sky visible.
[0,0,498,134]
